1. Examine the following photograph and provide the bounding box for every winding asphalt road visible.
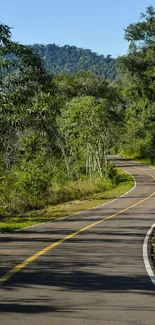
[0,158,155,325]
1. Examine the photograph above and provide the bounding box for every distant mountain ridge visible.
[32,43,117,81]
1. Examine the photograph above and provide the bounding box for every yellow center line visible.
[0,166,155,285]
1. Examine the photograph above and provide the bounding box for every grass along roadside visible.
[0,169,134,233]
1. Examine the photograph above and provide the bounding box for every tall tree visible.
[0,22,53,167]
[118,6,155,162]
[58,95,121,179]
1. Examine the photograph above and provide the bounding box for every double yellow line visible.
[0,166,155,286]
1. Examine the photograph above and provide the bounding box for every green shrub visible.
[50,176,113,205]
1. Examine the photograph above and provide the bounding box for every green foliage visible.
[124,6,155,47]
[16,156,51,198]
[0,23,55,170]
[0,23,50,98]
[51,177,113,205]
[0,153,52,214]
[117,6,155,162]
[0,169,134,233]
[1,16,141,219]
[57,92,122,179]
[32,44,117,81]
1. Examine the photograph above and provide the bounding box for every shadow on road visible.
[0,264,154,314]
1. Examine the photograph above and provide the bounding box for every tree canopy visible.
[118,6,155,162]
[32,43,117,81]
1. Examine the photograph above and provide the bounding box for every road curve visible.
[0,158,155,325]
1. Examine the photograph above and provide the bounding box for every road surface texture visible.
[0,158,155,325]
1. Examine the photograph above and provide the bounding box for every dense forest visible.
[0,6,155,219]
[32,44,116,81]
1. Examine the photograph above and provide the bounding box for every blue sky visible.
[1,0,153,57]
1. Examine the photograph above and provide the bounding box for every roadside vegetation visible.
[0,6,155,232]
[0,170,133,232]
[0,20,123,223]
[117,6,155,163]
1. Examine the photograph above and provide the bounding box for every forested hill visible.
[32,44,116,81]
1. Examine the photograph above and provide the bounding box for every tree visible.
[58,95,122,179]
[117,6,155,162]
[32,43,117,81]
[0,22,54,167]
[118,6,155,101]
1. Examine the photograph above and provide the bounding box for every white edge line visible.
[143,223,155,287]
[129,158,155,287]
[12,168,136,232]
